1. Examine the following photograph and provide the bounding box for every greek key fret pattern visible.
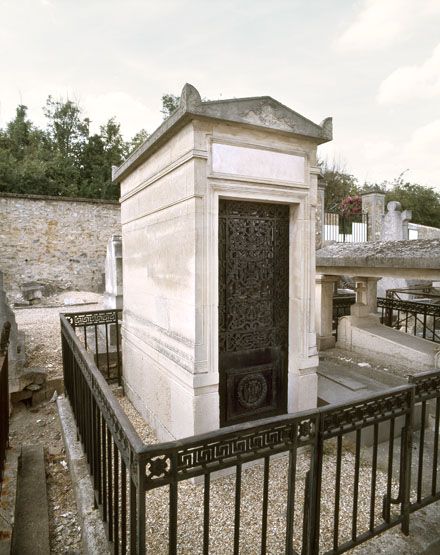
[321,390,411,438]
[143,416,315,485]
[65,310,121,327]
[411,371,440,402]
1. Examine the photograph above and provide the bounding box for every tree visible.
[43,96,89,162]
[129,129,149,153]
[319,161,360,212]
[79,118,129,198]
[161,94,180,119]
[385,180,440,228]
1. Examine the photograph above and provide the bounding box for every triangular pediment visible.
[181,83,332,143]
[113,83,332,182]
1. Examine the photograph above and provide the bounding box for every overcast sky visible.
[1,0,439,188]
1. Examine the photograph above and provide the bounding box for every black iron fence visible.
[324,213,369,243]
[65,309,123,385]
[332,296,356,340]
[378,297,440,344]
[61,309,440,554]
[0,321,11,490]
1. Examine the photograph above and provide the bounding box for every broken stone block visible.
[10,389,32,403]
[21,282,45,303]
[25,383,42,392]
[19,368,47,388]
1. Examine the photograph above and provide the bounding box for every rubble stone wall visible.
[0,193,121,295]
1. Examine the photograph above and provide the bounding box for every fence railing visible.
[332,295,356,340]
[0,321,11,491]
[324,212,369,243]
[61,309,440,554]
[378,297,440,344]
[64,309,122,385]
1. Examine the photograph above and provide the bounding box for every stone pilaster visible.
[361,192,385,241]
[315,274,339,350]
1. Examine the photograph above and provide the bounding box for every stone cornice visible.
[113,83,332,184]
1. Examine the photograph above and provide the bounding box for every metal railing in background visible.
[332,295,356,340]
[0,321,11,490]
[386,285,440,303]
[61,313,144,553]
[64,309,122,385]
[61,309,440,555]
[324,212,369,243]
[409,371,440,513]
[378,297,440,344]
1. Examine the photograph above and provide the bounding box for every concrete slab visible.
[337,316,437,372]
[11,445,49,555]
[317,350,421,445]
[318,352,404,406]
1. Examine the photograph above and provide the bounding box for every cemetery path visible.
[10,292,104,554]
[15,291,103,380]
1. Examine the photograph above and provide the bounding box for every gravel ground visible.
[10,296,426,553]
[116,395,403,554]
[11,292,104,554]
[14,291,103,380]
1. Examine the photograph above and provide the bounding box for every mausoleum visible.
[112,84,332,440]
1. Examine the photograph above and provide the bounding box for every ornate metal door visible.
[219,200,289,427]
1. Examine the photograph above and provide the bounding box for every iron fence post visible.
[136,454,146,555]
[402,385,415,535]
[305,413,322,555]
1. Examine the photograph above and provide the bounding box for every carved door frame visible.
[204,173,316,430]
[218,199,289,426]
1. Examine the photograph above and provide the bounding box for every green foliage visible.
[385,181,440,228]
[161,94,180,119]
[0,93,186,199]
[320,162,440,228]
[319,161,359,212]
[0,98,153,200]
[129,129,149,153]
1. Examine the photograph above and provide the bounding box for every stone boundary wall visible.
[0,193,121,295]
[409,222,440,240]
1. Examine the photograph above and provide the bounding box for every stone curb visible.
[57,395,110,555]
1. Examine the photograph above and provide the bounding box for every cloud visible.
[398,119,440,186]
[336,0,440,51]
[377,43,440,104]
[83,92,160,139]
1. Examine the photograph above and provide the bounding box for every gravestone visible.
[103,235,123,310]
[113,84,332,440]
[381,201,412,241]
[378,201,413,297]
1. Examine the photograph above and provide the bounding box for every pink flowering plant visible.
[339,195,362,216]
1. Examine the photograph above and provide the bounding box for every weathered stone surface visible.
[381,200,411,241]
[103,234,123,309]
[21,282,44,302]
[113,83,332,183]
[119,85,325,440]
[409,221,440,240]
[11,445,50,555]
[317,239,440,270]
[0,193,121,295]
[0,271,25,391]
[361,192,385,241]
